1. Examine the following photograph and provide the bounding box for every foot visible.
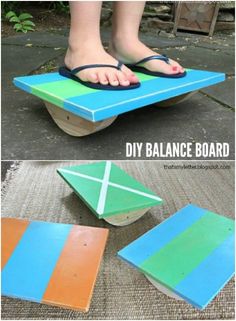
[64,45,139,87]
[109,37,185,75]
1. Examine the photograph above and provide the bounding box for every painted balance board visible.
[118,204,235,309]
[1,217,109,312]
[13,69,225,136]
[57,161,163,226]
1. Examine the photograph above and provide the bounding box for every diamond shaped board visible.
[57,161,163,219]
[1,217,109,312]
[118,204,235,309]
[13,69,225,122]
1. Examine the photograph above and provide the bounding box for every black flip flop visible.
[126,55,186,78]
[59,62,140,90]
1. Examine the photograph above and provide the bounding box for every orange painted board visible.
[43,225,109,312]
[1,218,109,312]
[1,217,29,269]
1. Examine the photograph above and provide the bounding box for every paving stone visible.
[202,77,235,109]
[2,32,68,49]
[2,45,64,81]
[163,46,235,75]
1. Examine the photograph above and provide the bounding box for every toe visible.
[169,59,185,73]
[122,66,139,83]
[127,72,139,84]
[76,70,87,82]
[98,71,109,85]
[116,71,130,86]
[106,71,119,86]
[87,72,99,83]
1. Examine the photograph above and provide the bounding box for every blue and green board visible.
[57,161,162,219]
[14,69,225,122]
[118,204,235,309]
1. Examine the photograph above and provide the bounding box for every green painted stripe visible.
[135,72,157,81]
[30,69,193,103]
[140,211,234,288]
[57,169,102,217]
[31,87,64,107]
[31,79,97,100]
[30,69,194,107]
[59,162,107,180]
[102,163,161,217]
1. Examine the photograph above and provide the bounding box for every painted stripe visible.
[1,218,29,269]
[96,161,112,215]
[140,211,234,288]
[13,70,154,95]
[174,233,235,309]
[66,70,195,112]
[14,73,65,86]
[32,79,96,100]
[58,168,161,205]
[1,221,72,302]
[42,225,108,312]
[58,168,102,183]
[118,204,206,266]
[109,181,162,202]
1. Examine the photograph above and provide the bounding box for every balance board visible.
[13,69,225,136]
[57,161,163,226]
[118,204,235,309]
[1,217,109,312]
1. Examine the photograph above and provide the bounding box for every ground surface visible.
[1,160,235,320]
[2,19,235,160]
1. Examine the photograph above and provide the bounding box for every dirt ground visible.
[1,4,70,37]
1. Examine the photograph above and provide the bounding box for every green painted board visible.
[57,161,163,218]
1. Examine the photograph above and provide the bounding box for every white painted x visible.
[60,161,162,215]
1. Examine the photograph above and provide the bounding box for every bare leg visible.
[65,1,138,86]
[109,1,184,75]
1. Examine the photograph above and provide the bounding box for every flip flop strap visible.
[134,55,169,65]
[71,61,123,74]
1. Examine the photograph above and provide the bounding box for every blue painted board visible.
[118,204,235,309]
[2,221,72,302]
[14,69,225,122]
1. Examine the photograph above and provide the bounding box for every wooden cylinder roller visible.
[155,91,197,107]
[104,208,150,226]
[145,275,183,300]
[45,101,117,137]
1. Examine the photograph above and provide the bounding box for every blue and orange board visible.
[1,217,109,312]
[118,204,235,309]
[14,69,225,122]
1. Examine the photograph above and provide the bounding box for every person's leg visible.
[109,1,184,75]
[66,1,138,86]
